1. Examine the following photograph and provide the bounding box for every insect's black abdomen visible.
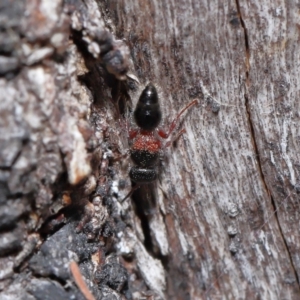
[129,167,157,183]
[130,150,159,167]
[134,84,162,130]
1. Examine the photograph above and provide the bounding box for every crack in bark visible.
[235,0,270,216]
[132,187,171,297]
[132,186,166,259]
[235,0,300,287]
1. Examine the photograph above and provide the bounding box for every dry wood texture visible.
[0,0,300,299]
[103,0,300,298]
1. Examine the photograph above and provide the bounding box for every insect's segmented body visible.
[128,83,197,187]
[129,84,162,184]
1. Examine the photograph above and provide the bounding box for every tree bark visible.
[1,0,299,300]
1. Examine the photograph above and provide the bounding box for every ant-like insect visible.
[122,83,198,201]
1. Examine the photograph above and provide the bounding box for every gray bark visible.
[0,0,299,299]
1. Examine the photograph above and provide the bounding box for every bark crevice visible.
[236,0,300,287]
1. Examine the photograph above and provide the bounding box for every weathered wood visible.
[101,0,300,299]
[1,0,300,299]
[240,0,300,290]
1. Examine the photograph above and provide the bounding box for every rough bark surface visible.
[0,0,299,300]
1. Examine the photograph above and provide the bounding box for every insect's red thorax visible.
[132,130,161,153]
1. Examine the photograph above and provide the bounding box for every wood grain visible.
[1,0,299,299]
[101,0,300,298]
